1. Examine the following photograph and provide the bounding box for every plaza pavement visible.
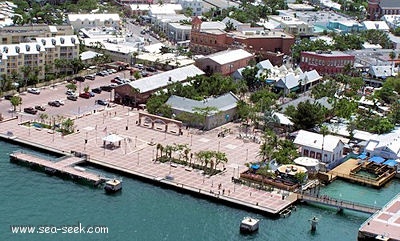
[0,104,297,215]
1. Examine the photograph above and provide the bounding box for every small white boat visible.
[104,179,122,193]
[240,217,259,233]
[74,166,86,172]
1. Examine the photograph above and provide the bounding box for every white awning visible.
[102,134,124,143]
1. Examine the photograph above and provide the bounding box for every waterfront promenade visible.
[0,104,297,215]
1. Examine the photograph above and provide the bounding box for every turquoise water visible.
[1,140,399,241]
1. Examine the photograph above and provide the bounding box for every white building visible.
[177,0,203,16]
[269,15,314,36]
[381,15,400,29]
[364,127,400,160]
[67,14,121,30]
[294,130,345,164]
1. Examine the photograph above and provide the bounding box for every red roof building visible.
[190,17,295,65]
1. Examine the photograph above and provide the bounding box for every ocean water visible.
[1,140,398,241]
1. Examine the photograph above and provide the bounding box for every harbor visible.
[0,105,297,216]
[1,104,400,240]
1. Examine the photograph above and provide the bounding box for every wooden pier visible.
[298,193,380,214]
[328,158,396,188]
[10,151,105,186]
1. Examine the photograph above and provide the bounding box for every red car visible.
[79,92,91,99]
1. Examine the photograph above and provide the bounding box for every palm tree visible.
[184,146,191,165]
[320,124,330,163]
[156,143,163,160]
[39,113,48,124]
[214,151,228,173]
[62,118,75,134]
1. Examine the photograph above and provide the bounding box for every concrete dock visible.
[358,193,400,241]
[10,152,104,186]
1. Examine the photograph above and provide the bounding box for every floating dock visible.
[358,193,400,241]
[10,151,105,186]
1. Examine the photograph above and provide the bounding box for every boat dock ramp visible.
[10,151,105,186]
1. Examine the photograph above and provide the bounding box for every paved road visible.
[0,70,131,121]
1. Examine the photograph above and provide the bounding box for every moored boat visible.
[240,217,259,233]
[104,179,122,193]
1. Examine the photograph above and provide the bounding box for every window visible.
[310,151,315,158]
[304,149,309,156]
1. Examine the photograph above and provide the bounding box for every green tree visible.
[287,100,325,130]
[294,171,307,184]
[333,98,358,120]
[242,66,261,91]
[10,96,22,111]
[66,83,77,92]
[184,7,193,17]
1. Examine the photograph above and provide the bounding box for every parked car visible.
[4,94,15,100]
[145,66,156,72]
[55,100,65,105]
[67,95,78,101]
[24,107,38,114]
[48,101,61,107]
[96,99,109,106]
[66,89,76,96]
[91,88,102,94]
[79,92,91,99]
[27,87,41,94]
[100,85,113,92]
[89,91,95,97]
[141,71,149,77]
[67,78,77,84]
[107,69,117,74]
[75,76,85,82]
[34,105,46,111]
[109,83,118,88]
[85,74,96,80]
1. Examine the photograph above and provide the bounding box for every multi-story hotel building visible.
[0,35,79,80]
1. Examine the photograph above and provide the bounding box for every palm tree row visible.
[155,143,228,175]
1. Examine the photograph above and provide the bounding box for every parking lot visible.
[0,69,132,121]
